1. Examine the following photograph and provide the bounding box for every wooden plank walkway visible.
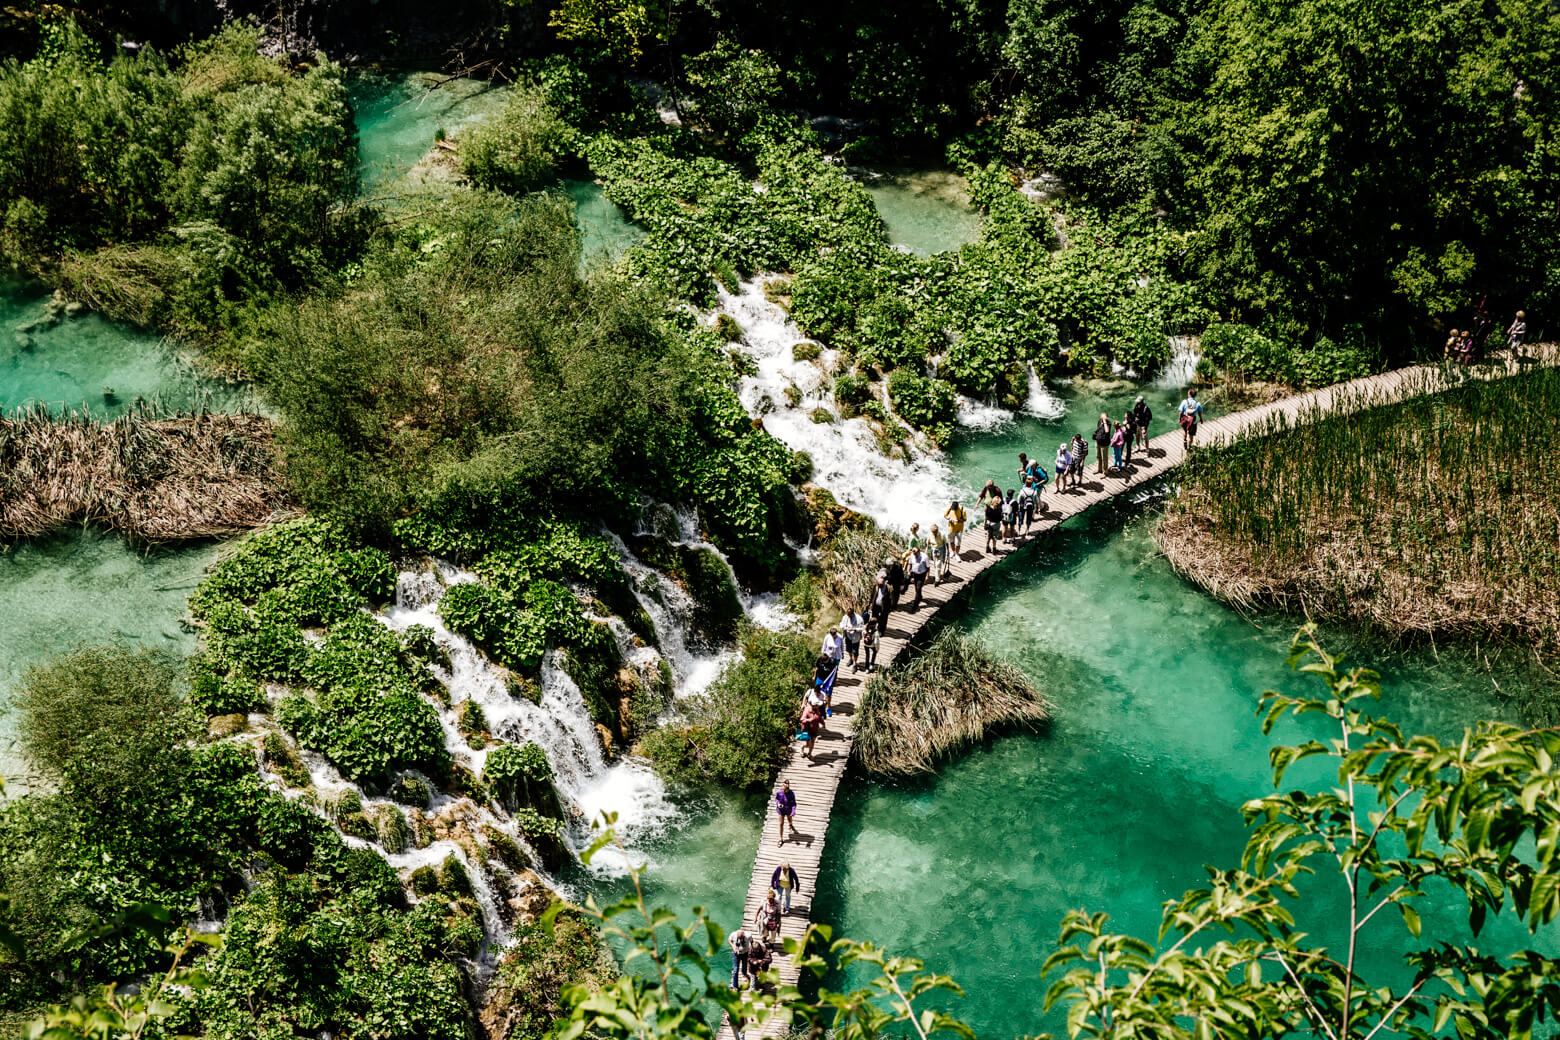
[721,346,1559,1039]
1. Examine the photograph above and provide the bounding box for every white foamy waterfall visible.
[715,279,960,527]
[1154,335,1201,389]
[955,395,1015,431]
[1023,363,1067,419]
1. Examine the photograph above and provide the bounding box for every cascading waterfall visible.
[955,395,1015,431]
[715,279,960,528]
[1154,335,1201,389]
[1024,362,1067,419]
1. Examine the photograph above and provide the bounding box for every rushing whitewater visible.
[715,280,961,527]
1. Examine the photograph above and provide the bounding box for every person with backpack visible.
[1093,413,1112,475]
[747,928,775,979]
[930,523,949,584]
[1069,434,1089,482]
[861,616,880,671]
[774,779,797,843]
[983,488,1004,554]
[885,554,907,605]
[800,688,826,760]
[1018,479,1037,534]
[871,576,892,636]
[1132,396,1152,449]
[1178,389,1203,450]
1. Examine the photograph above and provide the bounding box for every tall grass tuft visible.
[1162,366,1560,660]
[820,526,905,613]
[854,630,1049,776]
[0,402,291,542]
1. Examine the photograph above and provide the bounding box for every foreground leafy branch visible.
[1043,625,1560,1039]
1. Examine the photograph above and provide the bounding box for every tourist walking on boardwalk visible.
[1509,310,1528,351]
[1132,395,1151,448]
[1055,442,1072,492]
[861,615,879,670]
[746,932,773,983]
[811,654,838,716]
[885,554,906,605]
[841,608,864,670]
[1024,454,1048,492]
[872,576,892,635]
[1093,413,1112,475]
[1070,434,1089,482]
[1111,421,1126,471]
[756,887,782,944]
[728,925,753,989]
[1121,410,1136,466]
[1018,479,1037,533]
[930,524,949,584]
[771,862,801,913]
[1178,388,1203,450]
[983,488,1003,554]
[907,545,931,607]
[905,522,926,556]
[800,689,825,760]
[822,627,844,670]
[943,500,966,556]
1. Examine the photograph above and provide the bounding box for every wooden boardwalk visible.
[721,346,1558,1038]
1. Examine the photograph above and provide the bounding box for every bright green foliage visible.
[484,743,563,819]
[684,40,790,152]
[437,581,557,674]
[187,873,472,1040]
[516,809,571,874]
[188,520,448,785]
[1200,322,1375,388]
[1043,625,1560,1038]
[488,909,616,1040]
[585,130,886,303]
[641,627,814,788]
[886,370,958,444]
[0,24,361,336]
[460,86,571,195]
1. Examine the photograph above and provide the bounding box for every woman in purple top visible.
[775,779,797,842]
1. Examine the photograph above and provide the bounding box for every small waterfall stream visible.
[715,279,961,528]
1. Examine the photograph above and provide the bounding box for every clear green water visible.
[2,280,249,418]
[566,179,645,264]
[349,71,515,193]
[864,169,983,257]
[588,374,1546,1036]
[0,534,220,780]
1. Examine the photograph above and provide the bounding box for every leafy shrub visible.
[376,805,411,854]
[459,86,570,195]
[787,450,814,484]
[715,313,743,342]
[338,811,377,842]
[641,627,814,788]
[886,370,958,443]
[791,341,820,361]
[389,774,432,809]
[515,809,570,873]
[439,855,473,897]
[483,742,563,819]
[262,732,311,788]
[809,406,834,424]
[408,865,440,896]
[401,624,450,670]
[833,372,872,415]
[486,910,616,1040]
[483,826,531,872]
[458,700,490,749]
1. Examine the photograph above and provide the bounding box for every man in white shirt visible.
[821,628,844,667]
[840,610,864,670]
[907,548,932,608]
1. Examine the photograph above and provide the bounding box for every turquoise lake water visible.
[863,169,984,257]
[584,379,1544,1038]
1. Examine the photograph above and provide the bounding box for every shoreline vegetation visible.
[0,406,291,542]
[1160,365,1560,713]
[854,631,1050,776]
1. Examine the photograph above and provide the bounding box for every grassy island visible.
[1161,367,1560,675]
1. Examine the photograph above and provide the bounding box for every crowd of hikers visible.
[1444,307,1529,364]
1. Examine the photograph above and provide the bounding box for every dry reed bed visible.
[0,404,294,542]
[854,630,1050,775]
[1161,365,1560,657]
